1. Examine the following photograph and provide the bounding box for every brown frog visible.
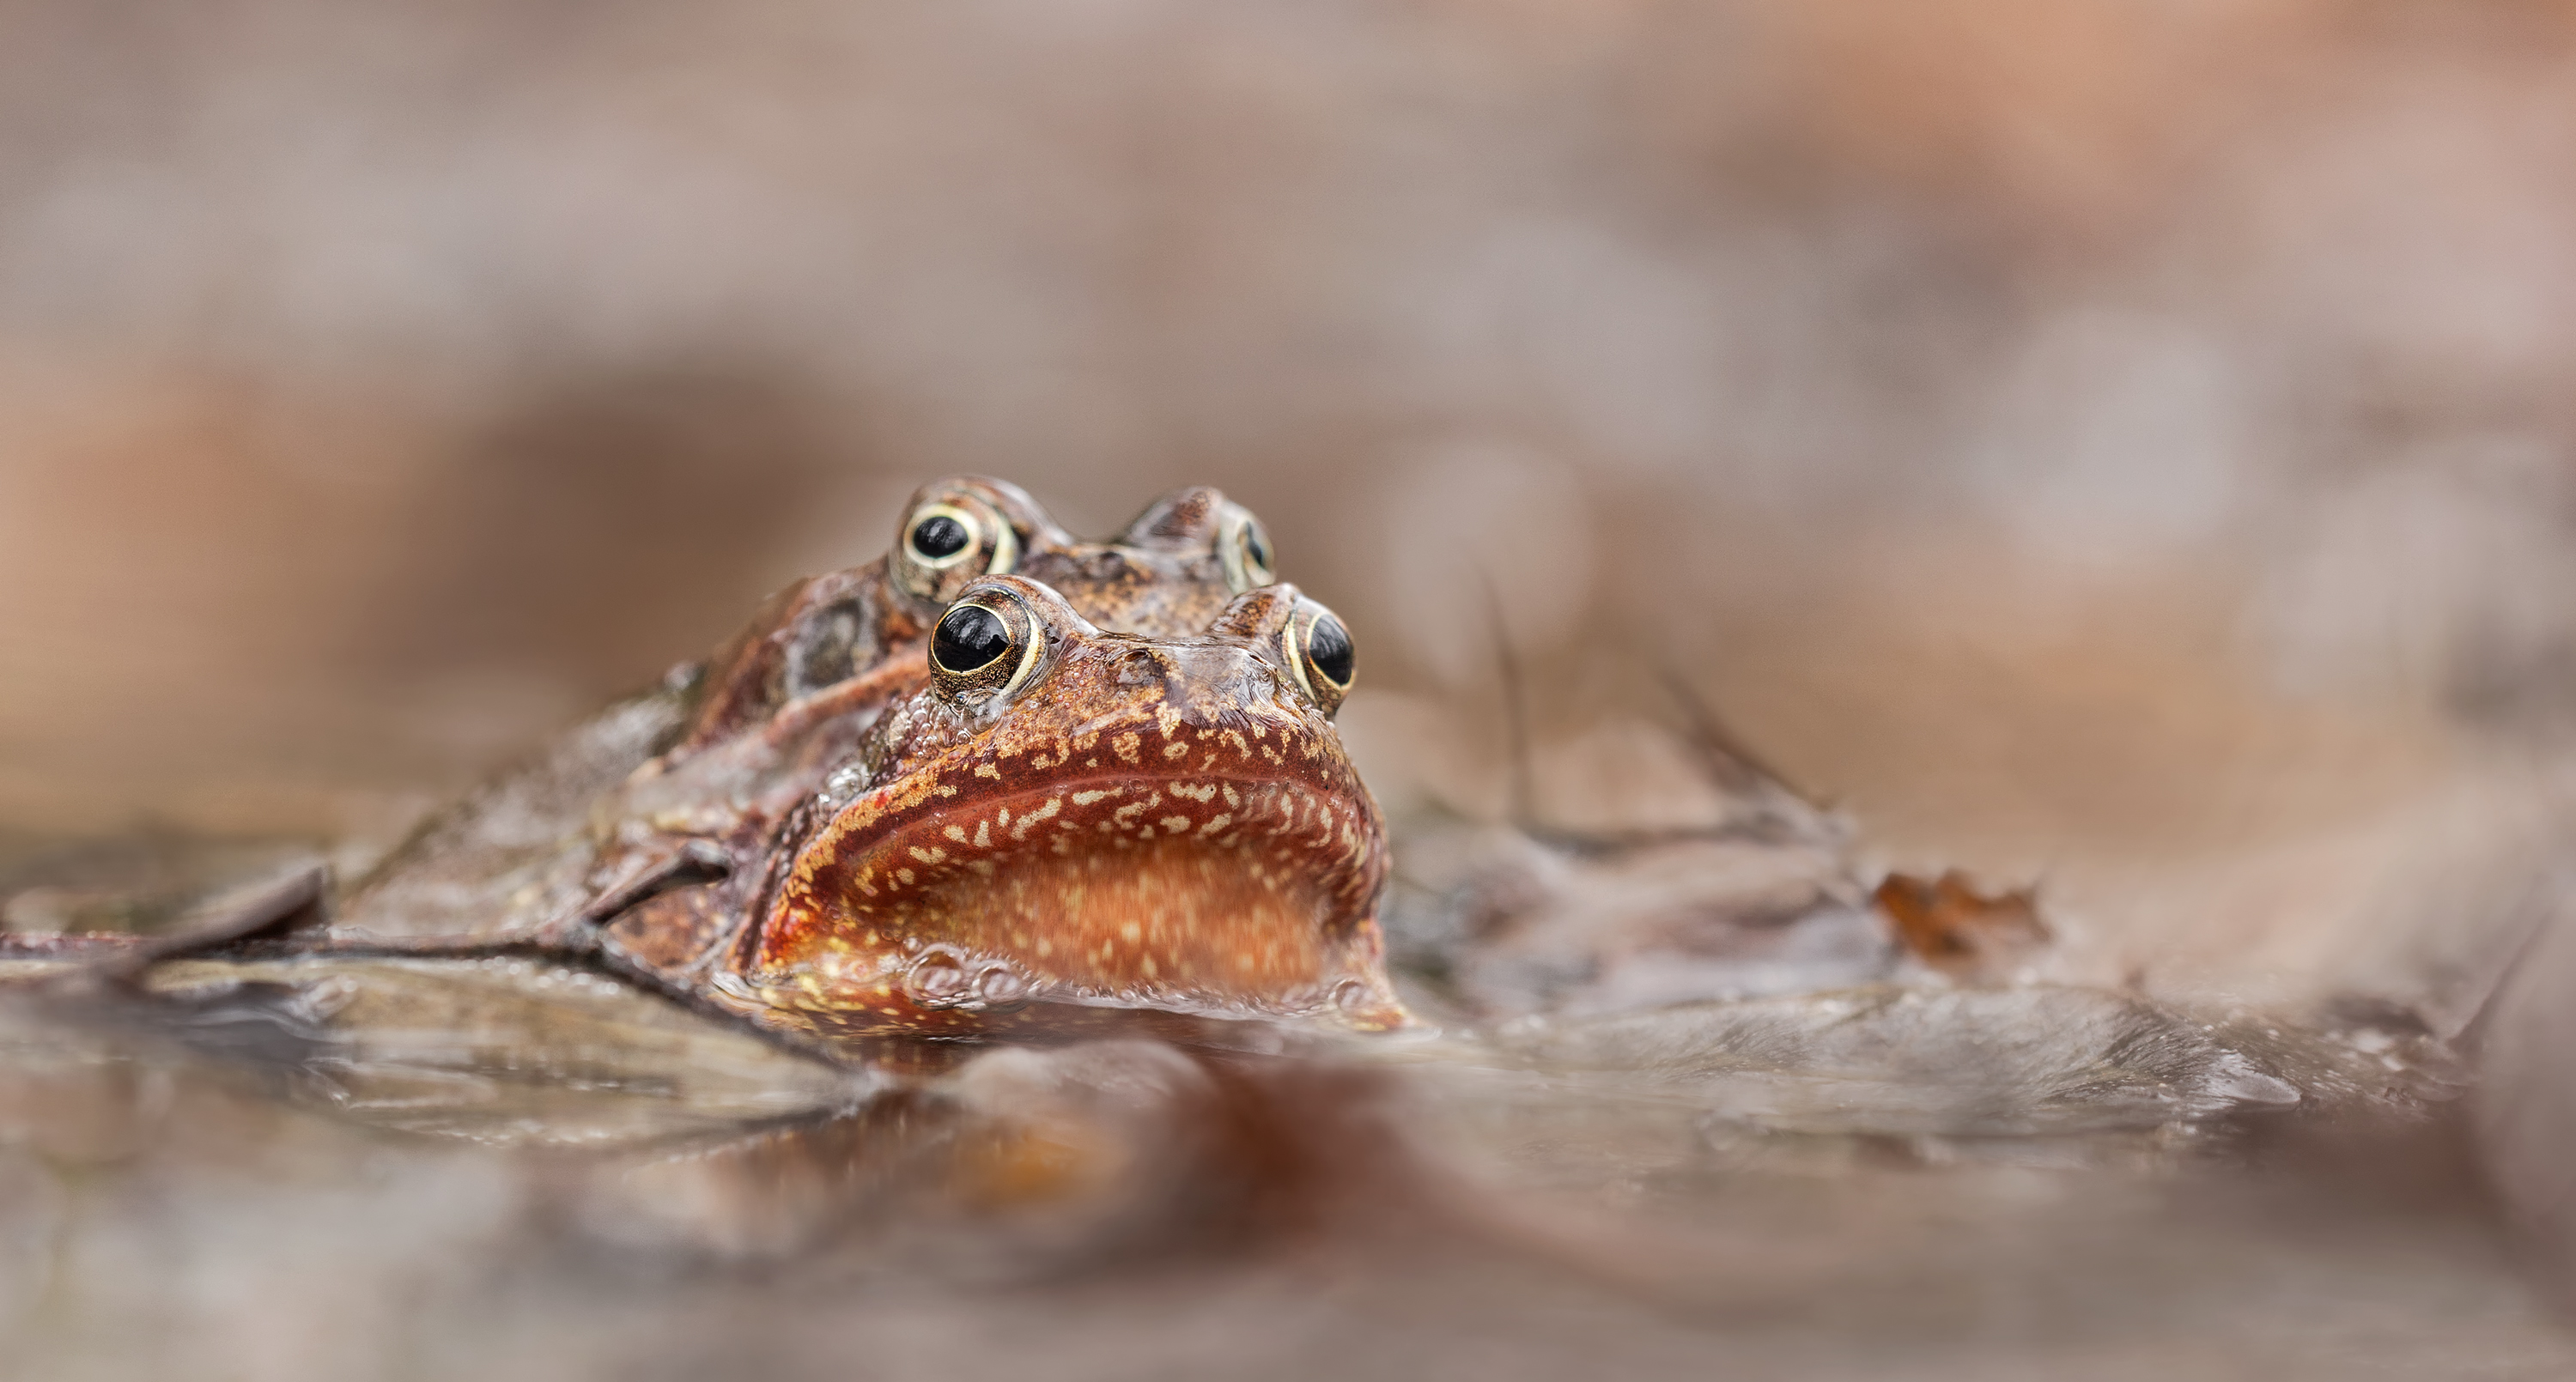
[638,575,1404,1040]
[331,476,1285,950]
[149,477,1405,1046]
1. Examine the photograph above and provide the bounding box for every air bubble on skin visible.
[973,962,1030,1009]
[820,762,871,805]
[904,949,970,1005]
[1332,979,1376,1013]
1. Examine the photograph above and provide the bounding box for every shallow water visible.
[0,943,2560,1382]
[7,0,2576,1373]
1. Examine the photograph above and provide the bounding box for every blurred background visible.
[7,0,2576,998]
[16,3,2576,1375]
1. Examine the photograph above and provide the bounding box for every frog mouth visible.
[733,768,1402,1036]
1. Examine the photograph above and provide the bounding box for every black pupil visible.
[933,604,1012,672]
[1305,615,1354,687]
[911,514,970,559]
[1244,524,1273,574]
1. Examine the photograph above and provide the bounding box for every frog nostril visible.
[1115,647,1163,689]
[933,603,1011,674]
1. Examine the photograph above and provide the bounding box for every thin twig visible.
[1480,572,1537,830]
[1653,664,1810,804]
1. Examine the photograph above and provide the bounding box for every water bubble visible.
[973,962,1030,1008]
[903,949,970,1005]
[1332,979,1375,1013]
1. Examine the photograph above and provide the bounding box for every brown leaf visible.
[1873,870,2051,978]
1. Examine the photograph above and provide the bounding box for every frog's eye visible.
[1218,504,1277,594]
[930,594,1042,701]
[909,511,973,562]
[894,499,1022,604]
[1279,601,1355,717]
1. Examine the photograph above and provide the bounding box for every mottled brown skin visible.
[664,481,1269,761]
[329,477,1283,949]
[281,478,1406,1049]
[609,576,1402,1041]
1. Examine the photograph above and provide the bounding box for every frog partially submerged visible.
[697,575,1400,1040]
[335,476,1288,949]
[0,476,2441,1196]
[46,478,1405,1049]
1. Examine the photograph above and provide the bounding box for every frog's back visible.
[333,680,694,942]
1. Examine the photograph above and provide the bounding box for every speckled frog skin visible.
[333,479,1284,943]
[690,575,1400,1039]
[308,477,1401,1043]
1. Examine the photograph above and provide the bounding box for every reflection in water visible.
[8,0,2576,1374]
[0,652,2560,1377]
[0,954,2547,1381]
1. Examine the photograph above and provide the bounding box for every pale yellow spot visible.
[909,846,948,864]
[944,825,969,844]
[974,763,1001,779]
[1072,789,1113,806]
[1012,797,1062,840]
[1161,815,1191,833]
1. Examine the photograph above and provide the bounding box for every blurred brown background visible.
[6,0,2576,998]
